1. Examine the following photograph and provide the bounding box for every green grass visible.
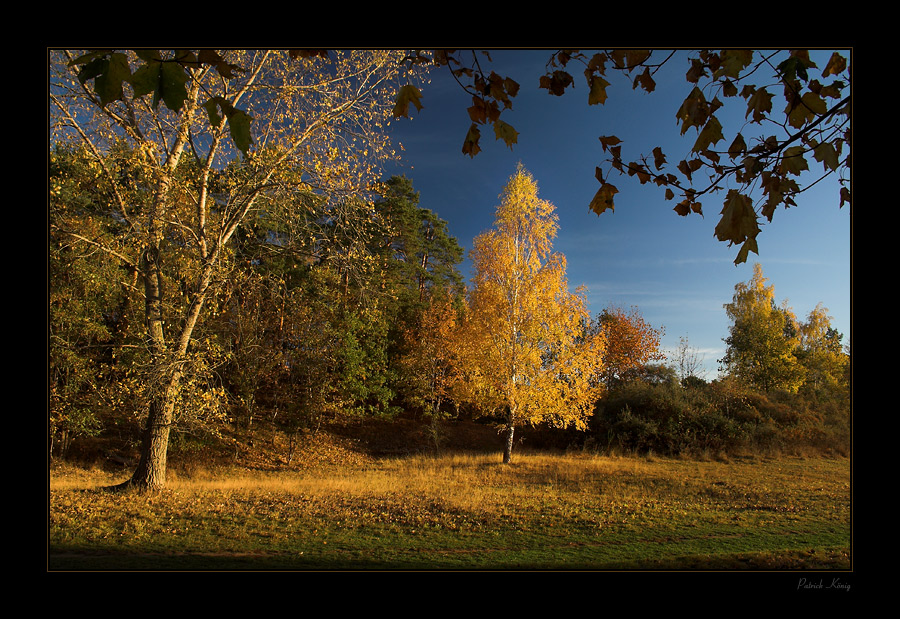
[49,452,851,571]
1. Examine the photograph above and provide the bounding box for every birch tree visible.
[49,49,417,490]
[464,165,605,463]
[719,263,805,393]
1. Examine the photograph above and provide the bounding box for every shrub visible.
[594,379,747,455]
[591,369,851,457]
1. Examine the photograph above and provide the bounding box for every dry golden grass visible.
[51,450,807,518]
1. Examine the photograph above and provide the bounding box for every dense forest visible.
[48,50,851,491]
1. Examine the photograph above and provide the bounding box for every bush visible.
[592,371,850,457]
[594,379,744,455]
[609,405,661,452]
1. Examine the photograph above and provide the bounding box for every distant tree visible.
[398,288,466,451]
[796,303,849,398]
[49,145,127,457]
[673,335,706,385]
[596,304,666,389]
[373,176,465,307]
[626,363,679,387]
[719,263,805,393]
[462,165,606,463]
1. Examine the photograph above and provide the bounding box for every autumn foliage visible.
[460,165,605,463]
[49,49,850,474]
[596,305,666,388]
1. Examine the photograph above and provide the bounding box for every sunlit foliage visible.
[596,305,666,388]
[720,264,805,393]
[49,49,419,489]
[461,165,606,463]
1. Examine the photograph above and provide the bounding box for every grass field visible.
[49,451,851,572]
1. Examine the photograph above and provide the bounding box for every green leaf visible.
[197,49,243,78]
[134,49,161,63]
[728,133,746,159]
[587,74,611,105]
[813,141,840,171]
[75,57,106,84]
[760,172,799,221]
[676,87,709,135]
[157,61,189,111]
[715,190,760,247]
[201,96,251,155]
[227,109,253,156]
[69,50,112,69]
[692,116,724,152]
[787,91,828,128]
[745,88,773,123]
[203,97,224,129]
[129,59,162,99]
[94,53,131,107]
[778,146,809,176]
[717,50,754,79]
[734,237,759,265]
[462,124,481,158]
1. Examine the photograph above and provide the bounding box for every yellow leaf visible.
[392,84,423,118]
[590,182,618,215]
[493,120,519,149]
[588,74,611,105]
[462,123,481,158]
[692,116,724,152]
[778,146,809,176]
[715,190,759,246]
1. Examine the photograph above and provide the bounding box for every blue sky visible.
[384,49,851,378]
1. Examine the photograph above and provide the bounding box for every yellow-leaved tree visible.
[463,165,606,463]
[797,303,849,397]
[720,263,806,393]
[398,288,466,452]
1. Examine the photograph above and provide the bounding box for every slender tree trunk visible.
[503,424,515,464]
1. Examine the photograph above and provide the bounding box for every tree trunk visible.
[129,393,175,490]
[109,369,181,492]
[503,425,515,464]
